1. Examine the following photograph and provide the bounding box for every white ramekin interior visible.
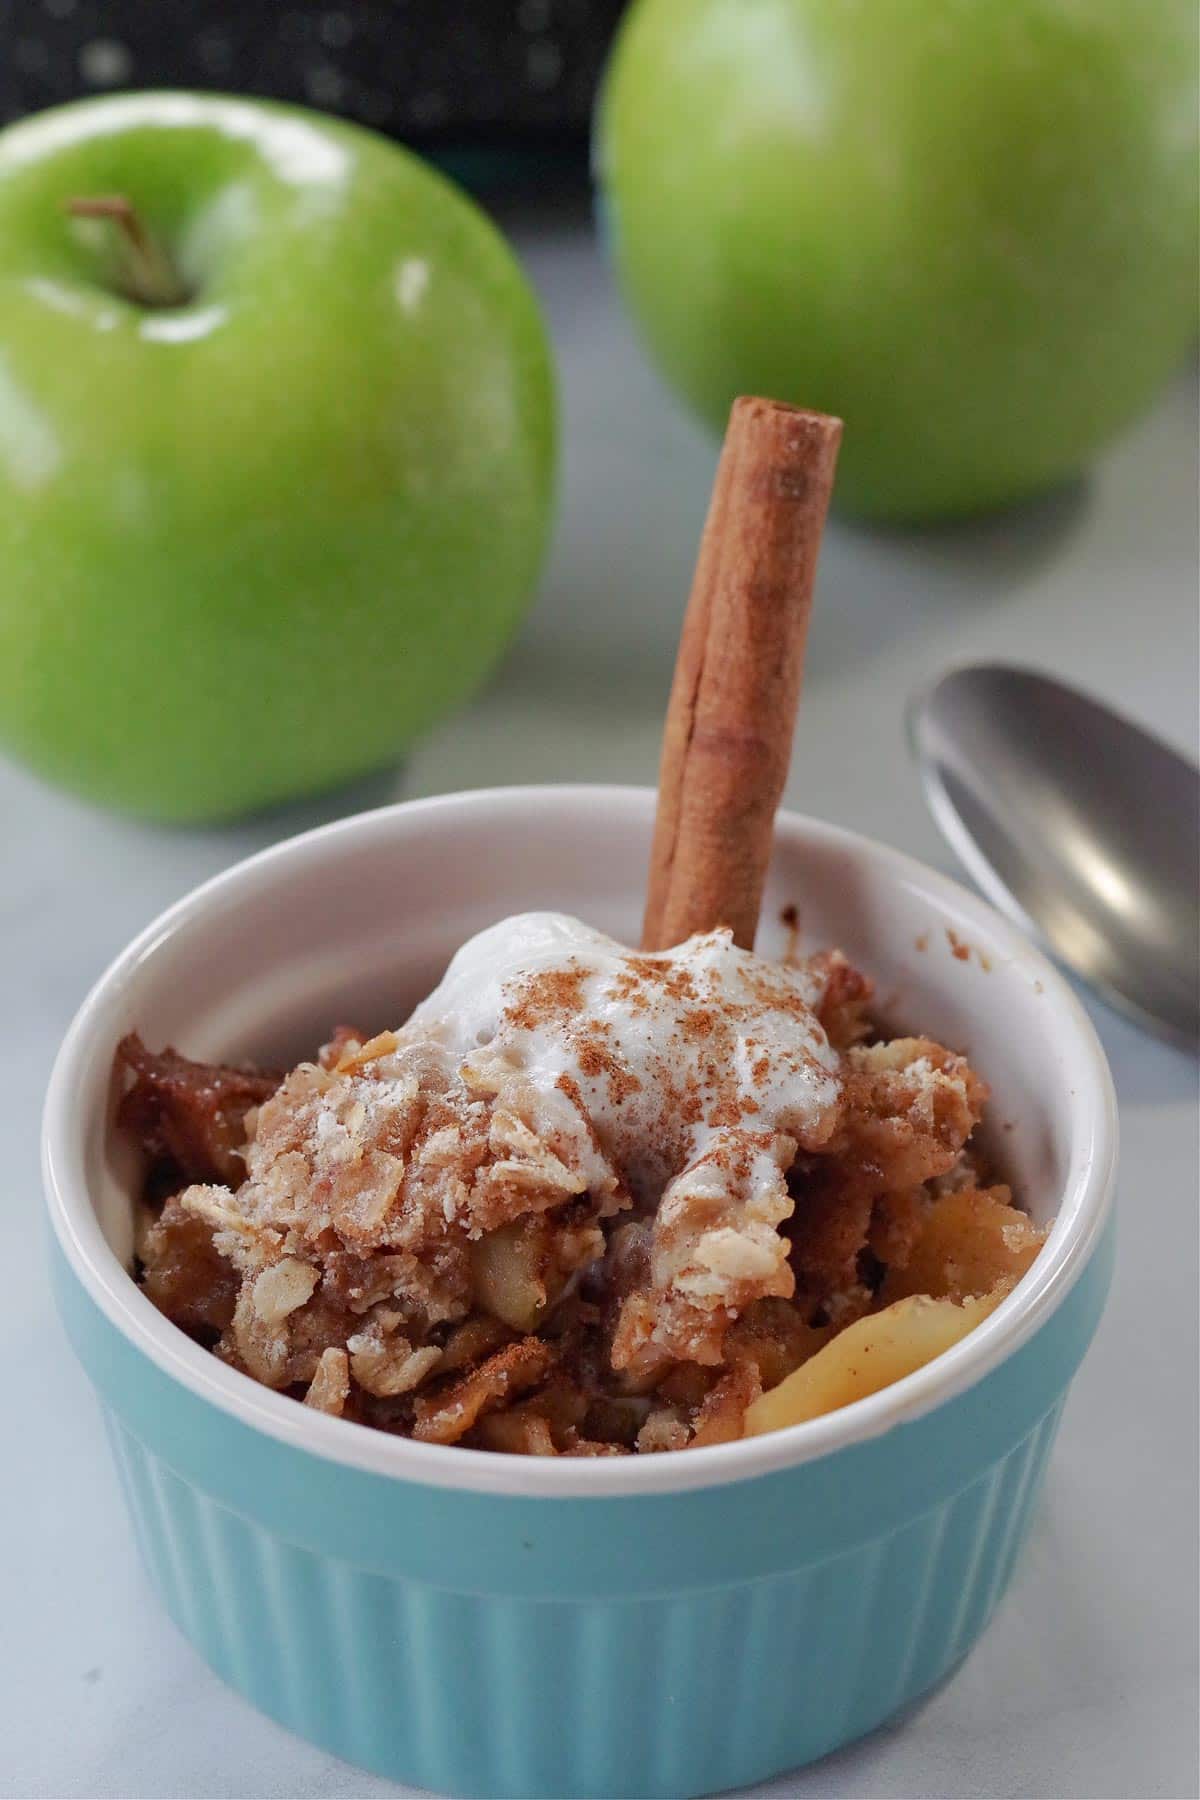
[43,787,1117,1497]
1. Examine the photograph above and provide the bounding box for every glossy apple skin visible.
[0,94,556,819]
[598,0,1198,521]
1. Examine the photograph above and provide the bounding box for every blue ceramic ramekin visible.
[43,788,1118,1799]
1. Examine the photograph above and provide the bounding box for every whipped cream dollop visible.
[408,912,841,1195]
[405,913,844,1368]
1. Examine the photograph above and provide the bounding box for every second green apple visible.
[599,0,1198,521]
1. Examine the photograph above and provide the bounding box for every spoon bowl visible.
[911,664,1200,1050]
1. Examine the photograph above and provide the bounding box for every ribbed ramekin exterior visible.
[103,1401,1063,1799]
[53,1221,1114,1799]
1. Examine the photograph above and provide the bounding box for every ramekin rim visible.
[42,784,1118,1500]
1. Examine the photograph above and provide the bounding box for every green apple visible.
[0,93,556,819]
[598,0,1197,521]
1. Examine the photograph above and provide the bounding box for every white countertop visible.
[5,202,1198,1800]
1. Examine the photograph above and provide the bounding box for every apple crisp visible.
[119,914,1046,1454]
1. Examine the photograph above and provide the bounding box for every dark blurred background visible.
[0,0,626,181]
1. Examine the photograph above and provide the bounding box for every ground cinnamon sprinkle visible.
[623,957,699,1003]
[505,966,589,1029]
[575,1029,643,1104]
[679,1007,717,1040]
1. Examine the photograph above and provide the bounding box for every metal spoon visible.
[910,664,1200,1050]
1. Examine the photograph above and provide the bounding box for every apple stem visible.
[64,194,190,309]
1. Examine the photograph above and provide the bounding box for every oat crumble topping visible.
[120,914,1046,1454]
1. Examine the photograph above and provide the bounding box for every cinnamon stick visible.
[641,396,841,952]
